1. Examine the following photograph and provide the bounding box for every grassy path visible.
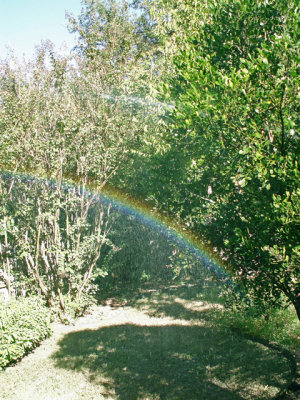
[0,285,293,400]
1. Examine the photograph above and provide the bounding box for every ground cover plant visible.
[0,296,52,369]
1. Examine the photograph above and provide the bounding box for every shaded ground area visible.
[0,283,293,399]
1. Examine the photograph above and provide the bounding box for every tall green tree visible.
[144,0,299,318]
[0,3,150,314]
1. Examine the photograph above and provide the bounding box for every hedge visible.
[0,297,52,369]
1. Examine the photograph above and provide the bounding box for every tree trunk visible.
[293,296,300,322]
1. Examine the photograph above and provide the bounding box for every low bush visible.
[0,297,52,369]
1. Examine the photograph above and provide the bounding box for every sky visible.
[0,0,83,61]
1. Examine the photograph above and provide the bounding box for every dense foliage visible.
[153,0,299,318]
[0,0,299,322]
[0,297,52,369]
[115,0,299,318]
[0,0,156,315]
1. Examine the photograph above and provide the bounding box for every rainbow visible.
[100,186,233,285]
[0,170,233,286]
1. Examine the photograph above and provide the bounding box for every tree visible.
[144,0,300,318]
[0,13,148,314]
[0,173,114,313]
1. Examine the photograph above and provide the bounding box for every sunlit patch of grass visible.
[0,281,296,400]
[100,278,299,352]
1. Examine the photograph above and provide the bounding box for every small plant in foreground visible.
[0,296,52,369]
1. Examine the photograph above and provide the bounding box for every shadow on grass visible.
[126,281,226,323]
[52,322,290,400]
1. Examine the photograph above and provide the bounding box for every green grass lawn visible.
[0,282,296,400]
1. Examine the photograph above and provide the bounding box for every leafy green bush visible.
[0,297,52,369]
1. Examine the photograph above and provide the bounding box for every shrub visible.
[0,297,52,369]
